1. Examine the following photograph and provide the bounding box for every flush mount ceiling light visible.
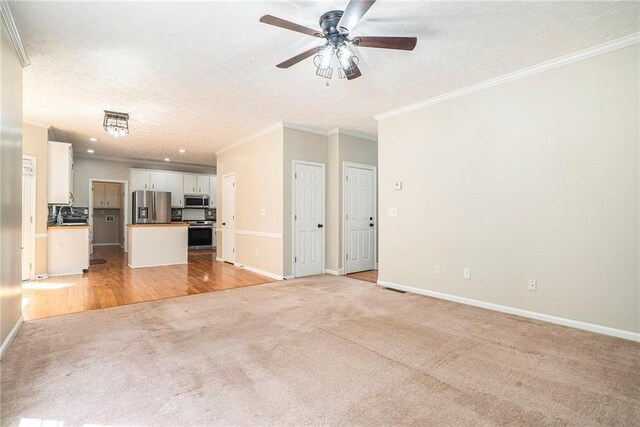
[89,137,98,142]
[103,110,129,138]
[164,158,170,162]
[87,149,95,153]
[178,149,186,153]
[260,0,417,81]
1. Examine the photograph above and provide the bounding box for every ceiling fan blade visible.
[353,36,417,51]
[346,63,362,80]
[276,46,322,69]
[337,0,377,33]
[260,15,322,37]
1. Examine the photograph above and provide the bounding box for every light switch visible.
[393,181,403,191]
[260,208,266,216]
[388,208,398,217]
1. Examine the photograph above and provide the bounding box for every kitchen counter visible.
[48,226,90,276]
[128,223,188,228]
[127,223,188,268]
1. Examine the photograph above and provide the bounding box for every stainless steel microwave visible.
[184,194,210,208]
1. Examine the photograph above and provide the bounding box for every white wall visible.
[216,127,284,277]
[378,45,639,334]
[0,18,24,348]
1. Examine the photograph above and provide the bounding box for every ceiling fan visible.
[259,0,417,81]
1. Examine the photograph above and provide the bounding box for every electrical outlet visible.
[435,265,441,275]
[260,208,266,216]
[393,181,403,191]
[528,279,537,291]
[388,208,398,217]
[463,268,471,280]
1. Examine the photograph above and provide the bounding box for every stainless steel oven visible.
[184,195,210,208]
[188,220,213,250]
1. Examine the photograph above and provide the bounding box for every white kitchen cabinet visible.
[130,170,151,191]
[93,183,121,209]
[47,225,89,275]
[166,173,184,207]
[48,141,74,204]
[149,172,167,191]
[209,176,217,208]
[183,174,197,194]
[196,175,210,195]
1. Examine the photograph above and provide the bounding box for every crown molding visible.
[375,32,640,121]
[328,128,377,142]
[0,0,30,67]
[282,121,328,137]
[215,122,283,155]
[23,119,51,129]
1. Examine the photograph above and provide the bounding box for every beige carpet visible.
[2,275,639,426]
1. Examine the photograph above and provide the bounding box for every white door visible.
[22,159,35,281]
[222,174,236,263]
[294,162,324,277]
[344,163,376,274]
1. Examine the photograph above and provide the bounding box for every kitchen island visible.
[127,223,188,268]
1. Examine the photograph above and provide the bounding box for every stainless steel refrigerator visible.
[132,191,171,224]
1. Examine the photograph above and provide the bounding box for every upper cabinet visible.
[93,183,120,209]
[130,169,214,208]
[209,176,217,208]
[166,173,184,208]
[130,170,150,191]
[48,141,74,205]
[183,174,197,194]
[196,175,210,195]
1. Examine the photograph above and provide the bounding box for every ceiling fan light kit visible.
[260,0,416,81]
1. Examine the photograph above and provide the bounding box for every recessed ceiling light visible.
[87,149,95,153]
[89,137,98,142]
[164,158,170,162]
[178,149,186,153]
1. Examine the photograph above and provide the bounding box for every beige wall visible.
[216,127,284,276]
[0,20,24,346]
[22,122,49,275]
[283,128,328,277]
[378,45,639,333]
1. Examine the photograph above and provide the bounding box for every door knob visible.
[317,224,323,228]
[370,223,374,227]
[222,222,226,226]
[370,217,373,220]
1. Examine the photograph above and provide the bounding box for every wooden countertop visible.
[48,225,89,229]
[128,222,188,228]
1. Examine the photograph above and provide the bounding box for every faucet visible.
[57,206,72,225]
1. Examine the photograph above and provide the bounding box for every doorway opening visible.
[89,179,128,261]
[221,173,236,263]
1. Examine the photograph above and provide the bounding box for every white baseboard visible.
[234,263,283,281]
[284,275,295,280]
[0,316,23,360]
[377,280,640,342]
[35,273,48,280]
[48,271,84,277]
[324,268,344,276]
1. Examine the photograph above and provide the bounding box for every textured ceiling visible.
[12,1,640,167]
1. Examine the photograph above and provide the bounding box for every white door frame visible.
[22,155,37,281]
[222,172,236,263]
[291,160,326,278]
[89,178,129,253]
[342,161,377,275]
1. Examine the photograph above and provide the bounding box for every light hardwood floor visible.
[22,246,275,320]
[346,270,378,283]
